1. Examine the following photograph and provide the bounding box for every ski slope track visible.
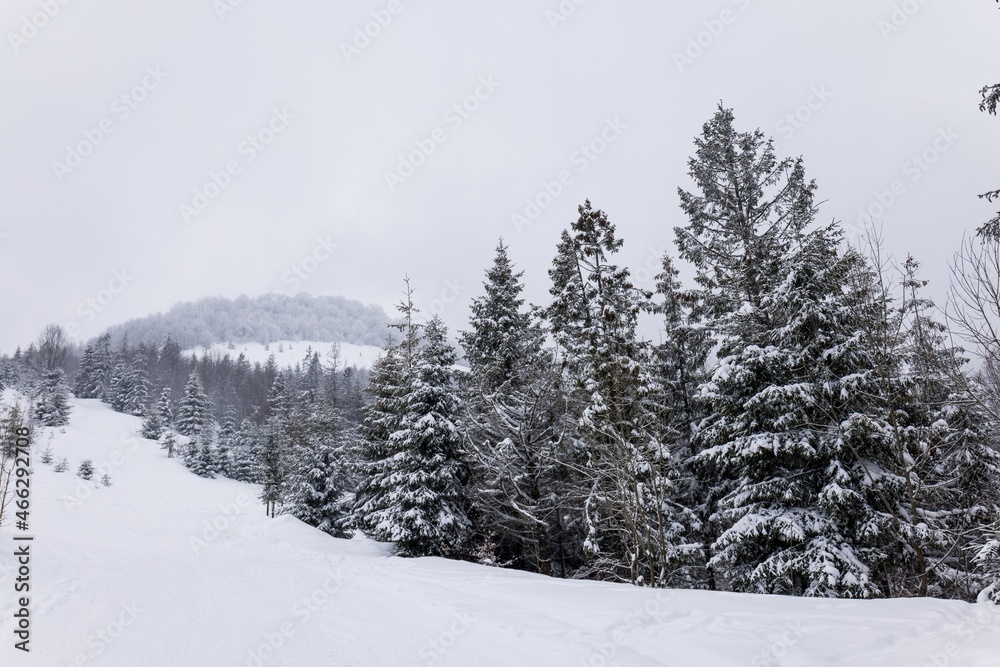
[2,398,1000,666]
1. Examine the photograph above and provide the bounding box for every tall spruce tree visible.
[283,410,354,537]
[878,256,1000,599]
[673,107,929,598]
[460,240,581,575]
[177,372,211,437]
[460,240,536,393]
[140,409,162,440]
[229,419,261,483]
[651,254,713,588]
[545,201,677,586]
[353,342,408,531]
[156,387,174,432]
[699,223,904,598]
[257,425,285,518]
[72,333,112,399]
[187,431,217,479]
[355,284,472,556]
[34,369,72,427]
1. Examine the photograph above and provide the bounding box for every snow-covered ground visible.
[184,341,384,370]
[2,398,1000,666]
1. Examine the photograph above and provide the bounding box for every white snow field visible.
[3,398,1000,667]
[184,342,383,370]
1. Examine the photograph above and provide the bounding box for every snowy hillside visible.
[103,293,391,350]
[2,398,1000,666]
[184,341,384,370]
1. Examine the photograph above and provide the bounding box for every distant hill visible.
[102,294,392,349]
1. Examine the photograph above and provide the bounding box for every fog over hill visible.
[100,293,392,349]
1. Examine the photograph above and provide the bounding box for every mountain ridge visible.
[100,293,392,350]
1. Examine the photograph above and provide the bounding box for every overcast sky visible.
[2,0,998,352]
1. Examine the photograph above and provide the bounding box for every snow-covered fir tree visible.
[876,255,1000,599]
[106,352,150,418]
[161,430,177,458]
[72,333,112,399]
[214,409,238,478]
[181,433,198,468]
[266,372,291,423]
[140,408,162,440]
[34,369,72,427]
[155,387,173,433]
[282,410,354,537]
[355,285,472,557]
[352,343,407,528]
[460,240,582,575]
[298,349,323,407]
[187,431,217,479]
[699,223,904,598]
[176,371,211,437]
[650,254,713,588]
[672,106,892,597]
[257,425,284,517]
[545,202,675,586]
[229,419,260,483]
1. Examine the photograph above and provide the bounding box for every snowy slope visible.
[184,341,384,370]
[2,398,1000,666]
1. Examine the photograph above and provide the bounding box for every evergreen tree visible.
[140,409,162,440]
[671,106,902,597]
[299,349,323,408]
[675,105,816,325]
[73,344,101,398]
[78,459,94,480]
[356,285,472,557]
[460,240,581,575]
[72,333,112,399]
[188,432,217,479]
[651,254,713,588]
[181,434,199,468]
[34,369,72,427]
[353,343,408,528]
[121,362,150,417]
[371,316,471,556]
[229,419,260,483]
[283,410,353,537]
[257,426,285,517]
[266,372,291,423]
[107,360,128,411]
[699,224,903,598]
[156,388,173,432]
[879,256,1000,599]
[161,430,177,458]
[460,240,536,393]
[215,409,238,477]
[177,372,211,437]
[545,201,671,586]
